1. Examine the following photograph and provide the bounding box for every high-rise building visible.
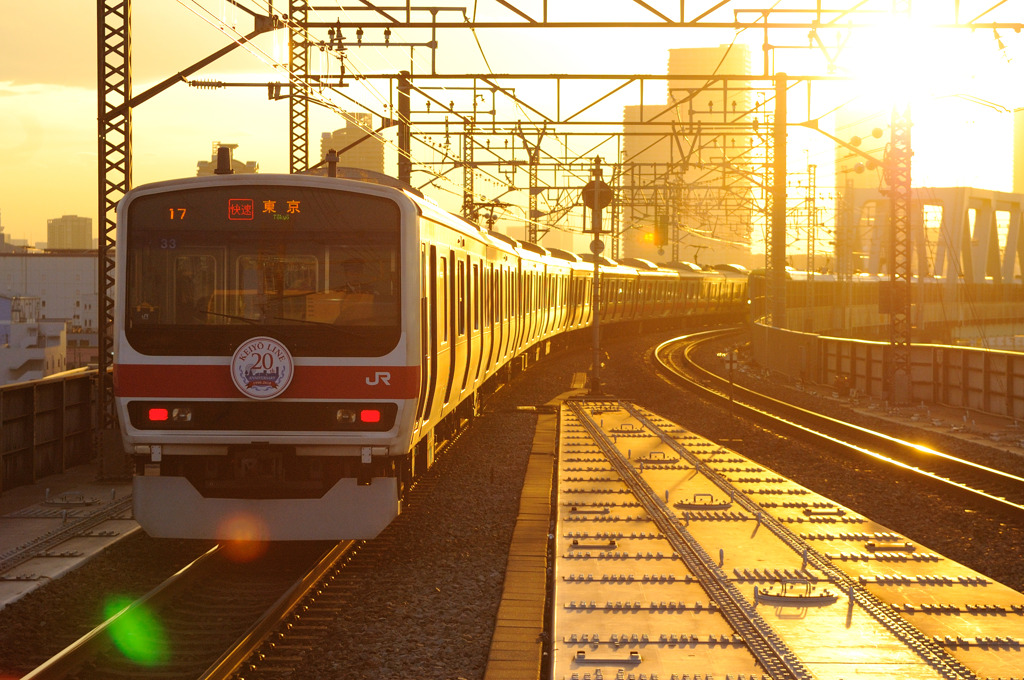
[1016,110,1024,195]
[197,142,259,176]
[46,215,92,250]
[320,114,385,173]
[621,45,756,268]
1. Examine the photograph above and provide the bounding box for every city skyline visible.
[3,2,1023,249]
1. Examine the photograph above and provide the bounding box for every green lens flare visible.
[102,596,170,666]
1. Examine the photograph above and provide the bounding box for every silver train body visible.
[114,173,746,540]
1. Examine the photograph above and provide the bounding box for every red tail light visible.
[148,408,170,422]
[360,409,381,423]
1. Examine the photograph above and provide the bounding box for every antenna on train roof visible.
[214,146,234,175]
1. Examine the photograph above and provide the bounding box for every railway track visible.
[552,397,1024,679]
[654,329,1024,517]
[0,493,135,579]
[20,405,471,680]
[22,541,351,680]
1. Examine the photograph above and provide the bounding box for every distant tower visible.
[197,142,259,176]
[320,113,385,173]
[622,44,755,267]
[46,215,93,250]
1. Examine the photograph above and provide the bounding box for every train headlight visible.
[146,407,192,423]
[336,408,383,424]
[148,408,169,422]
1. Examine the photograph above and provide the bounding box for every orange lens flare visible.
[218,512,270,562]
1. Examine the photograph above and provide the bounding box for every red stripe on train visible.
[115,364,420,399]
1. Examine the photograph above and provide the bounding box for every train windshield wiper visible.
[270,316,382,336]
[201,310,263,325]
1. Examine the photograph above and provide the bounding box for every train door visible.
[458,255,473,392]
[420,245,443,421]
[570,276,582,328]
[542,271,549,335]
[498,267,507,359]
[484,264,496,373]
[510,267,521,354]
[473,261,485,383]
[442,250,457,406]
[415,244,434,425]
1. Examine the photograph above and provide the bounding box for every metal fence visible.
[751,323,1024,419]
[1,369,97,494]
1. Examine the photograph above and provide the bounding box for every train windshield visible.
[124,184,402,357]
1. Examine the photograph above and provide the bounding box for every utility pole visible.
[582,158,613,396]
[515,124,546,243]
[769,73,788,328]
[398,71,412,185]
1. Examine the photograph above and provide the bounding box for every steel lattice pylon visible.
[463,117,476,222]
[97,0,131,476]
[289,0,309,173]
[887,0,913,403]
[768,73,788,329]
[887,102,913,402]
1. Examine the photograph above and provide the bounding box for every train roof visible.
[618,257,659,271]
[712,263,749,274]
[659,261,704,273]
[546,248,581,263]
[577,253,617,267]
[516,239,548,256]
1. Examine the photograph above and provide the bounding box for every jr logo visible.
[366,371,392,386]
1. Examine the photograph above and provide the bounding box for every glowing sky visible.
[1,1,1021,246]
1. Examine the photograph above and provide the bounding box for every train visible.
[114,170,747,540]
[749,267,1024,344]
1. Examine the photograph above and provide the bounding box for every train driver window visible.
[173,255,216,324]
[337,258,379,294]
[318,249,399,327]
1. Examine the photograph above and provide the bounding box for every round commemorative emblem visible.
[230,336,295,400]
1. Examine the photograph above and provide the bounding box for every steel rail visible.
[655,331,1024,516]
[198,540,357,680]
[22,545,222,680]
[565,399,812,680]
[0,494,135,576]
[618,399,980,680]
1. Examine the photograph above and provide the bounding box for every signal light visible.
[148,408,170,422]
[360,409,381,423]
[653,215,669,247]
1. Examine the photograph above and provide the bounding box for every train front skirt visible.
[133,475,400,540]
